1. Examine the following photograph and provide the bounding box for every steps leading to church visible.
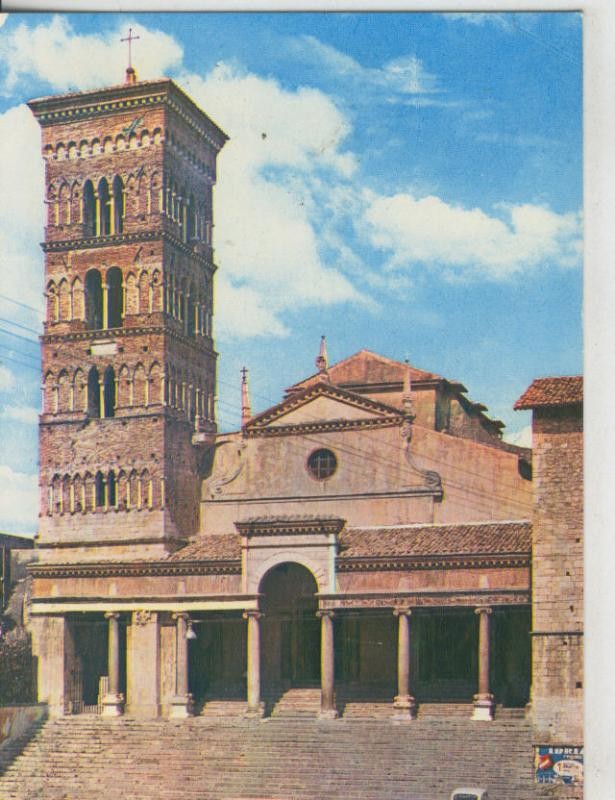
[0,715,536,800]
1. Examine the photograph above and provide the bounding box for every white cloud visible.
[0,104,46,319]
[504,424,532,448]
[0,465,38,533]
[0,15,8,30]
[363,191,582,280]
[1,406,39,425]
[290,36,440,98]
[0,366,16,392]
[179,64,365,337]
[444,13,512,29]
[0,16,182,94]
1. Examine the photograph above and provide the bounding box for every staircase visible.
[0,714,537,800]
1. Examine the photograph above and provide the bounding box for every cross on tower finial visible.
[121,27,140,81]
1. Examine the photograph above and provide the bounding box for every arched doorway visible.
[260,563,320,689]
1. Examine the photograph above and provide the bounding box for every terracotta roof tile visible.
[339,521,531,558]
[168,535,241,562]
[168,521,530,563]
[514,376,583,410]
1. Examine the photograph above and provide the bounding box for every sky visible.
[0,11,582,535]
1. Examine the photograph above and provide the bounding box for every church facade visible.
[24,70,581,770]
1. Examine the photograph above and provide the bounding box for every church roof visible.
[167,535,241,562]
[287,349,448,394]
[514,376,583,409]
[338,520,530,558]
[168,520,530,563]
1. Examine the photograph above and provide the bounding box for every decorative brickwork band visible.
[243,611,265,718]
[472,606,494,721]
[169,612,193,718]
[102,611,124,717]
[317,610,338,719]
[393,608,417,720]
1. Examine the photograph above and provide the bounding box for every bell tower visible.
[29,72,227,561]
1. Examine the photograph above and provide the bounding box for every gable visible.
[269,394,381,426]
[245,381,403,437]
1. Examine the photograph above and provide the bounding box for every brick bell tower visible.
[29,67,227,562]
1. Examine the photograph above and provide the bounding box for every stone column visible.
[102,612,124,717]
[393,608,417,720]
[317,610,338,719]
[472,606,494,721]
[102,283,109,330]
[169,612,193,718]
[243,611,265,717]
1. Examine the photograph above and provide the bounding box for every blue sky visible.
[0,11,582,534]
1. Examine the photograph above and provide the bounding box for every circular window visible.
[307,448,337,480]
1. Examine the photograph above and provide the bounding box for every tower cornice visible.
[28,78,228,150]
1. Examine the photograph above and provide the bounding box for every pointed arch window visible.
[107,267,124,329]
[98,178,111,236]
[87,366,101,418]
[103,366,116,418]
[95,471,105,508]
[112,175,124,234]
[85,269,103,330]
[83,180,96,237]
[108,470,117,508]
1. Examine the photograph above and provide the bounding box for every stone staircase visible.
[0,714,537,800]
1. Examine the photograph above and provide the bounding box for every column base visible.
[471,693,494,721]
[101,693,124,718]
[244,702,265,719]
[392,694,417,720]
[318,707,339,720]
[169,693,194,719]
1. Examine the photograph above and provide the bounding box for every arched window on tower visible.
[107,267,123,329]
[98,178,111,235]
[87,366,101,418]
[95,471,105,508]
[108,470,117,508]
[103,366,116,418]
[83,180,96,237]
[85,269,103,330]
[186,284,196,337]
[112,175,124,234]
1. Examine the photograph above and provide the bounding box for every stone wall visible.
[530,404,583,744]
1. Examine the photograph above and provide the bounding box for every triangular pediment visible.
[245,381,403,434]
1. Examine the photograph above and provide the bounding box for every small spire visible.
[315,335,329,376]
[241,367,252,427]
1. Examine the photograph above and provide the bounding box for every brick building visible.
[23,69,581,782]
[515,377,584,787]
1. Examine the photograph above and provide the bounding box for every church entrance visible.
[260,563,320,688]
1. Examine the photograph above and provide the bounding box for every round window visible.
[307,448,337,480]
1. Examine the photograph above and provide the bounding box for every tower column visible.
[317,610,338,719]
[472,606,494,721]
[170,612,193,718]
[102,282,109,330]
[243,610,264,717]
[393,607,417,720]
[102,612,124,716]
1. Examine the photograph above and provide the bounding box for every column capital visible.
[316,609,335,619]
[171,611,190,622]
[242,610,263,621]
[393,607,412,617]
[104,611,120,621]
[474,606,493,616]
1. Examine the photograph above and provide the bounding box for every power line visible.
[0,293,42,315]
[0,317,42,337]
[0,326,40,347]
